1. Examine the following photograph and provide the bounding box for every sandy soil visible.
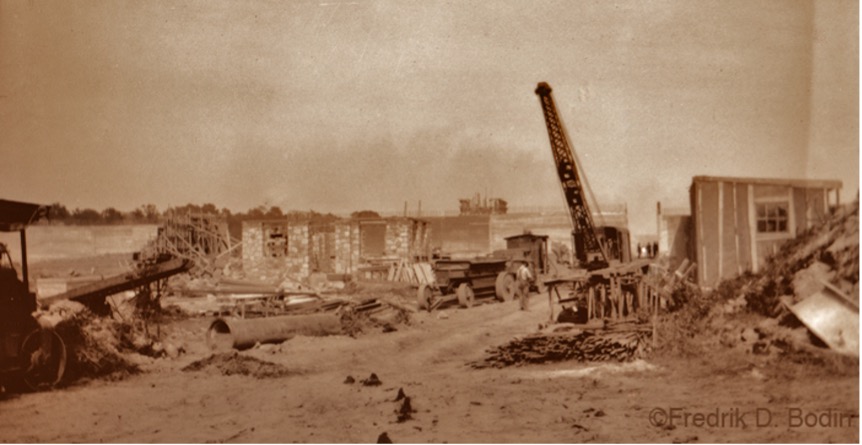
[0,291,857,444]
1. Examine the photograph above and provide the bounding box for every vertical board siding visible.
[721,182,738,280]
[794,188,808,233]
[736,183,753,272]
[700,181,720,287]
[747,184,759,273]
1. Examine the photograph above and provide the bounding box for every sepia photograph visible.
[0,0,858,443]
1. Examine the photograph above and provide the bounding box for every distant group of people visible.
[637,242,659,259]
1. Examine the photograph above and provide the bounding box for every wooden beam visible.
[697,183,706,285]
[748,184,759,273]
[733,182,742,275]
[718,181,724,281]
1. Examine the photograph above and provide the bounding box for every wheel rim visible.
[495,273,516,302]
[21,329,67,390]
[417,284,431,310]
[457,283,474,308]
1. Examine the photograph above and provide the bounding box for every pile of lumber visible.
[472,329,650,368]
[388,260,435,285]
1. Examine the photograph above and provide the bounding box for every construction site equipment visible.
[491,232,551,295]
[40,257,192,315]
[416,258,510,311]
[140,212,237,277]
[0,199,66,390]
[534,83,651,324]
[206,313,342,351]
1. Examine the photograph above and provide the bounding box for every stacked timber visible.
[473,329,650,368]
[387,261,435,285]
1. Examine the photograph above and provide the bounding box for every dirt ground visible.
[0,290,857,443]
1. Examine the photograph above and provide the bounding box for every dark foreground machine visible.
[0,199,191,391]
[0,200,66,390]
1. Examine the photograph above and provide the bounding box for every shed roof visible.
[691,175,842,190]
[0,199,48,232]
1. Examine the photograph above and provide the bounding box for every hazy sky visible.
[0,0,857,236]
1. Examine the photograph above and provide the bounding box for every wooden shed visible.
[689,176,842,287]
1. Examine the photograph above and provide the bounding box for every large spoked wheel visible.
[21,329,67,391]
[495,272,516,302]
[456,283,475,308]
[417,284,433,311]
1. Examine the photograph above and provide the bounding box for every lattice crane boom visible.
[535,82,608,266]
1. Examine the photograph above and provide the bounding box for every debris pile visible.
[182,352,292,378]
[44,301,140,381]
[473,328,651,368]
[339,298,413,336]
[658,199,859,362]
[731,201,858,316]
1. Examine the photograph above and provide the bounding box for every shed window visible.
[262,223,289,257]
[756,202,788,233]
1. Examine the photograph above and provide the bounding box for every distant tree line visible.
[42,202,351,226]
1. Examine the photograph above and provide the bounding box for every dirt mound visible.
[182,353,293,378]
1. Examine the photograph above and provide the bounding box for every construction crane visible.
[535,82,637,270]
[534,82,647,324]
[534,82,610,269]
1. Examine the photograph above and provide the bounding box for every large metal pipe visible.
[207,314,342,351]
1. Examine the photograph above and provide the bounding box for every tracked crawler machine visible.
[534,82,652,323]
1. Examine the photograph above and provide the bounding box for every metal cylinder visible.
[207,313,342,351]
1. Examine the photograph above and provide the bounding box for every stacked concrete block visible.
[241,221,264,264]
[241,220,310,279]
[333,221,361,274]
[350,223,360,271]
[385,220,411,258]
[286,224,310,277]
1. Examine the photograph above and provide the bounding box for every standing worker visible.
[516,262,533,311]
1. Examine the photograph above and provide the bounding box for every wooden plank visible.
[748,184,759,272]
[412,263,426,284]
[718,181,724,281]
[733,182,741,275]
[423,263,436,284]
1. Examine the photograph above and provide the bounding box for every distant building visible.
[689,175,842,287]
[241,217,430,278]
[459,193,507,216]
[656,204,691,272]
